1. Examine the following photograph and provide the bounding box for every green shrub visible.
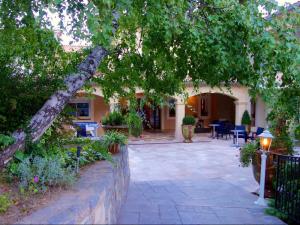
[241,110,251,125]
[294,125,300,140]
[0,194,11,214]
[272,135,294,154]
[265,199,289,222]
[102,111,125,126]
[78,140,113,166]
[0,134,14,151]
[182,116,196,125]
[126,112,143,137]
[102,131,127,147]
[239,141,259,167]
[16,156,76,193]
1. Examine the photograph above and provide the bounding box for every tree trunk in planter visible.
[0,47,108,168]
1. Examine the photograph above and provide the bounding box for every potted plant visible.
[241,110,251,134]
[239,141,258,167]
[126,112,143,138]
[240,122,293,198]
[182,115,196,143]
[102,131,127,154]
[101,111,128,134]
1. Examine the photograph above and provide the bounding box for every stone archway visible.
[174,85,252,140]
[185,93,236,129]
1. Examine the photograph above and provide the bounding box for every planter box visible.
[109,143,120,154]
[182,125,195,143]
[102,125,129,135]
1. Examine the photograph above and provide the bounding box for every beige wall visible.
[72,95,110,135]
[93,96,110,135]
[161,106,176,131]
[255,96,267,128]
[74,83,268,139]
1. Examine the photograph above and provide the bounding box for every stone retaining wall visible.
[19,145,130,224]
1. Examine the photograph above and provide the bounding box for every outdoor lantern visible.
[255,129,274,206]
[258,130,274,151]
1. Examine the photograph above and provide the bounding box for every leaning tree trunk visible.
[0,46,108,168]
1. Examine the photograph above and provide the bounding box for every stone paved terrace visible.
[118,139,285,224]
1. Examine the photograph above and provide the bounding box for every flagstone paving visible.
[118,139,285,224]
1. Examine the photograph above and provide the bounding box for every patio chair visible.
[76,124,87,137]
[216,121,226,139]
[250,127,264,140]
[216,122,234,140]
[232,125,248,143]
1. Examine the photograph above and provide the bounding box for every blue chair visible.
[216,121,226,139]
[216,122,235,140]
[75,124,87,137]
[250,127,264,140]
[232,125,248,143]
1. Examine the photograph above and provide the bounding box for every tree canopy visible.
[0,0,299,131]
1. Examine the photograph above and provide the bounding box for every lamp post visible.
[255,129,274,206]
[76,146,82,174]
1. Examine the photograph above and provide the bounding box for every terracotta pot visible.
[102,125,129,135]
[251,147,288,198]
[108,143,120,154]
[182,125,195,143]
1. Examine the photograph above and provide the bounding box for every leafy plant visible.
[265,199,289,222]
[102,131,127,147]
[0,194,11,214]
[0,134,14,150]
[126,112,143,137]
[182,116,196,126]
[241,110,251,125]
[16,156,76,193]
[239,141,259,167]
[294,125,300,140]
[66,140,113,167]
[102,111,126,126]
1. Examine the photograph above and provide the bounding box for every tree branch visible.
[0,47,108,168]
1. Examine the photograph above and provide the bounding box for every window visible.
[69,102,90,118]
[168,98,176,118]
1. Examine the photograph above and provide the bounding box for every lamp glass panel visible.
[260,137,271,151]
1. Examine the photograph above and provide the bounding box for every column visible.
[175,98,185,141]
[234,100,248,125]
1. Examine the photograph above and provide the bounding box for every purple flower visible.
[33,176,39,183]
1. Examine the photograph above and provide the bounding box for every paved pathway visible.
[118,140,285,224]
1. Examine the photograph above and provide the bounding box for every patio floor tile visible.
[117,140,285,224]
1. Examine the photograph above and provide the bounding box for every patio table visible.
[209,124,220,139]
[230,129,244,147]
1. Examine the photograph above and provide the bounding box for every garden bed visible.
[2,146,130,224]
[0,173,71,224]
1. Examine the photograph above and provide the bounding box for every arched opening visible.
[186,93,236,132]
